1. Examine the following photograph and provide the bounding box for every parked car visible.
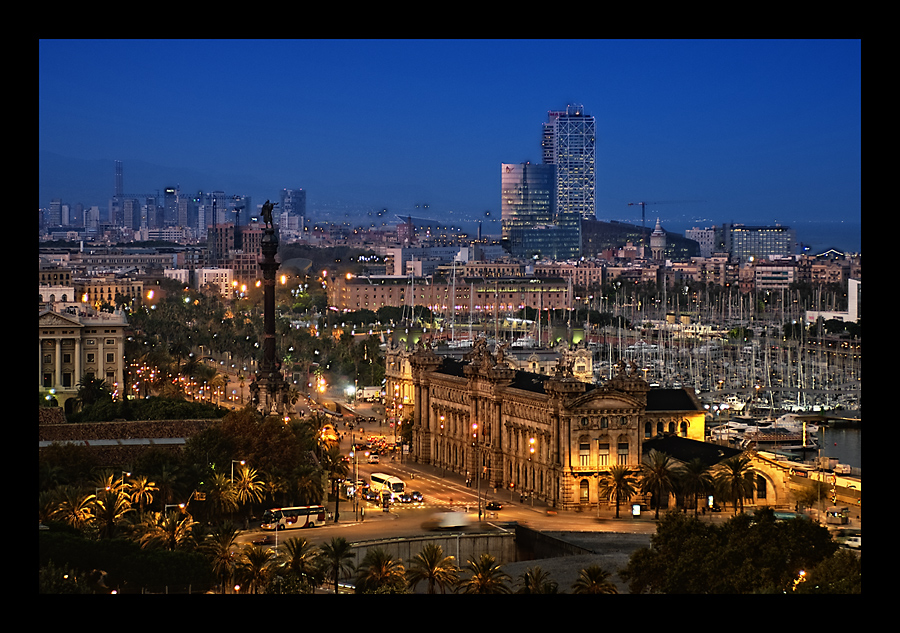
[485,501,502,511]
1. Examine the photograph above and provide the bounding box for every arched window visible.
[668,421,676,434]
[657,421,664,435]
[680,420,688,436]
[644,421,652,438]
[580,479,590,503]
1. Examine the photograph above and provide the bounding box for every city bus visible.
[260,505,327,530]
[368,473,405,502]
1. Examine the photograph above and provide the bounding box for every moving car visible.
[421,511,472,531]
[410,491,424,502]
[842,536,862,550]
[252,534,275,545]
[485,501,502,511]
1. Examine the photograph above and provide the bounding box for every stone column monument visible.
[255,200,290,415]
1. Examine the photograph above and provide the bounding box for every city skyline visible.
[39,39,861,250]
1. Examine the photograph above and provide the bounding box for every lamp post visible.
[440,415,445,477]
[231,460,245,483]
[472,422,482,520]
[529,437,536,507]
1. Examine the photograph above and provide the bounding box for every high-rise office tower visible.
[164,187,179,227]
[115,160,124,198]
[501,162,580,260]
[542,104,596,221]
[280,188,306,220]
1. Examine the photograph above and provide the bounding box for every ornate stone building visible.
[398,338,706,510]
[39,305,128,413]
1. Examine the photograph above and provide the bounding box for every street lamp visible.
[529,437,536,507]
[231,459,245,483]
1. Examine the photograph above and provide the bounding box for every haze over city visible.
[39,39,861,251]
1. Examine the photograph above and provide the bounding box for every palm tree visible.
[294,470,324,506]
[51,486,95,530]
[640,449,682,520]
[153,463,183,511]
[714,453,757,514]
[203,472,239,522]
[319,536,356,594]
[140,509,196,551]
[571,564,618,594]
[128,474,158,514]
[597,464,639,519]
[74,373,112,410]
[515,566,560,594]
[203,521,241,594]
[279,536,322,591]
[406,543,459,594]
[355,547,407,593]
[456,553,511,594]
[92,488,133,539]
[233,464,266,527]
[237,543,276,594]
[679,458,715,515]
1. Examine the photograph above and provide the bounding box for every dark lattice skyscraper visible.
[542,104,596,222]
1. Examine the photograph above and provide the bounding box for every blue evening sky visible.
[39,39,861,246]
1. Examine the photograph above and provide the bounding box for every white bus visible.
[260,505,327,530]
[369,473,405,502]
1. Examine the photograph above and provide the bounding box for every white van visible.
[368,453,380,464]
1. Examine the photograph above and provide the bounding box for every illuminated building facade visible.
[542,104,596,222]
[396,341,706,510]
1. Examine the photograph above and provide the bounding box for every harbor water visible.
[818,426,861,469]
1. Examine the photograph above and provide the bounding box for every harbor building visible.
[393,339,706,510]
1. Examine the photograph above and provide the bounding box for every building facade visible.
[501,163,579,260]
[542,104,596,222]
[39,305,128,413]
[397,340,706,510]
[725,224,796,264]
[328,274,573,315]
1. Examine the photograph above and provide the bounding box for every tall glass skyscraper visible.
[501,163,580,260]
[542,104,596,221]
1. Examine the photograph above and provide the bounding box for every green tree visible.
[795,548,861,594]
[355,547,407,593]
[714,454,757,514]
[640,450,682,520]
[233,464,266,526]
[319,536,355,594]
[236,543,276,594]
[139,509,196,552]
[74,373,113,410]
[456,553,511,594]
[279,536,323,592]
[571,564,618,594]
[678,458,715,515]
[515,566,560,594]
[128,475,158,514]
[51,486,95,531]
[598,464,639,519]
[92,488,134,539]
[203,521,241,594]
[405,543,459,594]
[202,472,239,523]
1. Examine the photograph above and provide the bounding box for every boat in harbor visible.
[709,413,819,452]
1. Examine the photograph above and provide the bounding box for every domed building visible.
[650,217,667,262]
